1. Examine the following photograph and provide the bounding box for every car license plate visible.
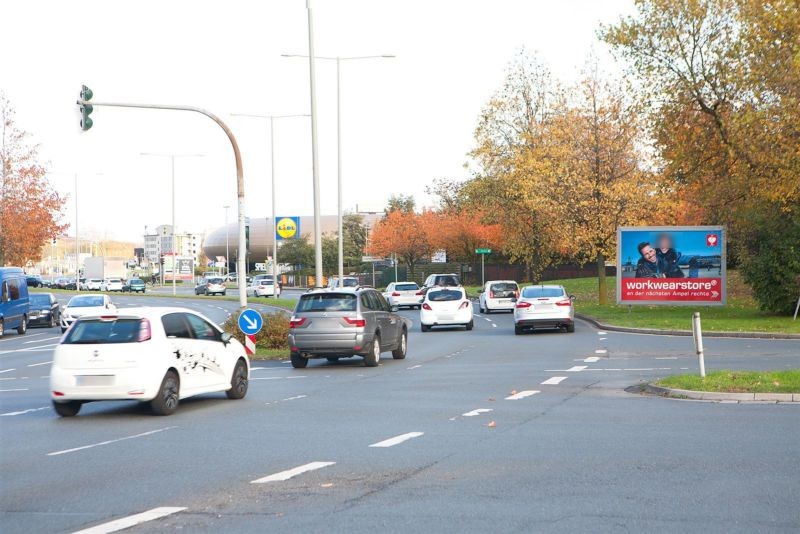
[76,375,114,386]
[439,314,454,321]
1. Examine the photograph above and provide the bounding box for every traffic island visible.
[640,370,800,403]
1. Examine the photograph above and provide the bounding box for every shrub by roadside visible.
[222,310,289,351]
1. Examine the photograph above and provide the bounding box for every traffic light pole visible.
[76,99,249,308]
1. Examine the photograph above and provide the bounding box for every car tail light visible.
[515,301,532,309]
[289,317,306,329]
[52,391,64,397]
[416,290,424,296]
[556,299,572,307]
[343,317,366,328]
[515,289,520,299]
[138,318,152,342]
[422,303,432,310]
[392,292,401,297]
[459,301,470,309]
[489,291,494,298]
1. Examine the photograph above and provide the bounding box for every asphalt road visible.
[1,294,798,533]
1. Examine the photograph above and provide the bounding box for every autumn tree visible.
[0,93,66,266]
[342,213,368,270]
[367,209,434,278]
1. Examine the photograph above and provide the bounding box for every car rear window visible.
[342,278,359,287]
[428,289,464,302]
[395,283,419,291]
[129,279,143,283]
[297,293,357,312]
[259,280,274,286]
[62,318,141,344]
[30,294,51,305]
[68,296,105,307]
[522,287,565,298]
[207,278,224,284]
[433,275,460,286]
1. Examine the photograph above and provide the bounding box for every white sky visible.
[3,0,635,243]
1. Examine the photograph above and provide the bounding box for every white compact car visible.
[61,294,117,333]
[383,282,423,309]
[420,287,474,332]
[101,278,123,292]
[84,278,104,291]
[50,307,250,417]
[479,280,519,314]
[513,285,575,334]
[248,278,280,297]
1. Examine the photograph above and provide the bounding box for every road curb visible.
[575,313,800,340]
[643,384,800,403]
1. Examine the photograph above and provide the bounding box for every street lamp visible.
[281,53,395,286]
[223,205,230,277]
[231,113,309,290]
[140,152,204,296]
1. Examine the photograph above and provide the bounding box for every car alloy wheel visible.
[226,360,248,399]
[151,371,180,415]
[392,329,407,359]
[365,336,381,367]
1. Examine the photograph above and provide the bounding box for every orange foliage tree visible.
[426,210,504,263]
[0,94,66,266]
[367,210,435,278]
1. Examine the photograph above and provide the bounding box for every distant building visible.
[144,225,202,267]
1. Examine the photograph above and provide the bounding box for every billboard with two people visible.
[617,226,725,305]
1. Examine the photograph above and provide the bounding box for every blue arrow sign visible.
[238,309,263,335]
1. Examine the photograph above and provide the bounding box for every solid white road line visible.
[541,376,567,385]
[583,356,600,363]
[0,406,49,417]
[595,349,608,354]
[47,427,176,456]
[27,361,52,367]
[0,368,16,374]
[407,364,422,370]
[72,506,187,534]
[369,432,425,448]
[505,390,540,400]
[462,408,493,417]
[23,336,60,344]
[566,365,587,372]
[0,388,28,392]
[251,461,335,483]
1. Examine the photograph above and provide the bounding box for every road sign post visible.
[475,249,491,287]
[691,312,706,378]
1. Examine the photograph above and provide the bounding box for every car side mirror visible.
[391,305,399,312]
[570,295,576,301]
[221,332,232,345]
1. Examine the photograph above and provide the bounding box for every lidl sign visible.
[276,217,300,240]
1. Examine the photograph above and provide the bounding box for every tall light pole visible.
[307,0,323,287]
[141,153,204,296]
[281,53,395,286]
[231,113,309,290]
[223,205,230,276]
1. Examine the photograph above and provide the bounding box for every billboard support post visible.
[692,312,706,378]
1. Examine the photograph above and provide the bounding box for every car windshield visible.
[62,318,141,344]
[428,289,463,302]
[297,293,358,312]
[522,287,564,298]
[208,278,224,284]
[29,294,51,305]
[395,283,419,291]
[68,296,105,307]
[129,279,143,284]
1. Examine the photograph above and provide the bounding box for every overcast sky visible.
[3,0,635,243]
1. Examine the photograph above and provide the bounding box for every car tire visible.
[150,370,180,416]
[364,335,381,367]
[50,314,57,328]
[17,316,27,335]
[514,324,523,335]
[0,319,4,338]
[222,291,226,296]
[226,359,248,399]
[465,320,474,331]
[392,329,407,359]
[566,323,575,333]
[326,357,339,363]
[479,304,485,314]
[420,324,430,333]
[290,351,308,368]
[52,400,82,417]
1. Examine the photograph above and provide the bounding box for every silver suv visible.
[288,288,410,368]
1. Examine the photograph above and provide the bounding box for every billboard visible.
[617,226,725,305]
[275,217,300,240]
[163,255,194,282]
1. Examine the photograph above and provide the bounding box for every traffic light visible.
[79,85,93,131]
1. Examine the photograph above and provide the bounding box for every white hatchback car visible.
[478,280,519,314]
[420,287,474,332]
[50,307,249,417]
[61,294,116,333]
[383,282,423,309]
[102,278,123,292]
[247,278,280,298]
[84,278,104,291]
[513,285,575,334]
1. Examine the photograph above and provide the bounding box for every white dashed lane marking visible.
[0,388,28,392]
[0,406,49,417]
[251,461,336,483]
[462,408,493,417]
[23,336,60,344]
[566,366,587,372]
[0,368,16,374]
[583,357,600,363]
[369,432,425,448]
[541,377,567,385]
[595,349,608,354]
[407,365,422,370]
[505,390,540,400]
[27,361,52,367]
[597,331,607,335]
[72,506,187,534]
[491,323,497,328]
[47,427,176,456]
